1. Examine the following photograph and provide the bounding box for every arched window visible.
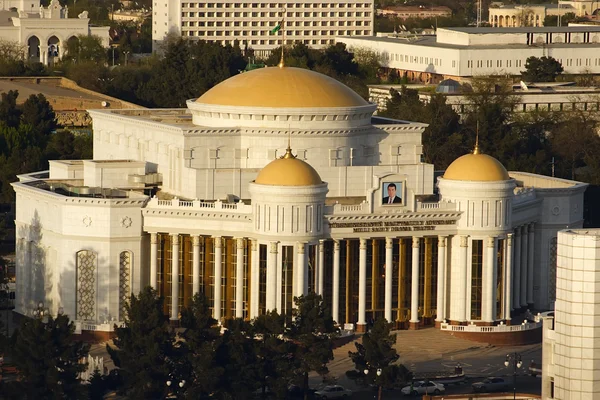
[76,250,97,321]
[119,251,132,321]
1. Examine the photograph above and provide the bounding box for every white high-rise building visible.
[152,0,375,55]
[542,229,600,400]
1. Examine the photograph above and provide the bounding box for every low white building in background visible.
[0,0,109,66]
[541,229,600,400]
[12,65,587,342]
[337,26,600,83]
[489,0,599,28]
[152,0,375,55]
[368,82,600,116]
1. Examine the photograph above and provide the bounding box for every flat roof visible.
[441,26,600,34]
[340,34,600,50]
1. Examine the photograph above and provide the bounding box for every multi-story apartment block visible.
[152,0,375,55]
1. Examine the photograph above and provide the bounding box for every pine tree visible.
[178,292,222,399]
[8,313,90,400]
[107,286,175,400]
[290,293,338,400]
[347,318,409,391]
[213,318,259,400]
[252,311,295,399]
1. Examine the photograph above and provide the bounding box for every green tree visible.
[63,35,107,64]
[462,77,520,163]
[139,38,245,107]
[347,318,402,394]
[45,131,93,160]
[88,369,107,400]
[107,287,175,400]
[549,110,600,181]
[522,56,564,82]
[290,293,338,400]
[0,90,22,128]
[212,318,259,400]
[7,313,90,400]
[543,12,584,26]
[252,311,295,398]
[178,292,222,399]
[21,94,57,146]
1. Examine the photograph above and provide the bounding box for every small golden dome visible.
[255,148,322,186]
[444,153,510,182]
[197,67,368,108]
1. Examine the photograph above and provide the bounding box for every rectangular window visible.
[471,240,483,320]
[496,239,504,319]
[259,244,267,315]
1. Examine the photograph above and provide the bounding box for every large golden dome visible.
[255,148,322,186]
[444,147,510,182]
[197,67,368,108]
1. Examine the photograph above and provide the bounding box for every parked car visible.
[472,377,510,393]
[401,381,445,396]
[314,385,352,399]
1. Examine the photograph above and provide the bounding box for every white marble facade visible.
[0,0,109,66]
[542,229,600,400]
[13,66,587,334]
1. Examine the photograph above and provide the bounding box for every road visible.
[351,375,541,399]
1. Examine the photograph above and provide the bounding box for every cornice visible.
[13,181,149,206]
[142,209,252,221]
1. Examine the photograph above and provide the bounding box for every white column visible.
[504,233,513,320]
[170,234,179,321]
[214,237,222,322]
[451,235,468,322]
[192,235,201,295]
[358,238,367,327]
[250,240,259,319]
[266,241,278,311]
[318,240,325,296]
[384,237,393,322]
[483,236,496,322]
[276,246,282,310]
[410,237,420,324]
[150,233,158,290]
[520,226,528,307]
[304,245,309,295]
[435,236,447,322]
[332,240,340,324]
[513,228,522,309]
[296,242,306,298]
[527,223,535,305]
[235,238,244,318]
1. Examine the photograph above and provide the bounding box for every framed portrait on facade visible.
[382,182,403,206]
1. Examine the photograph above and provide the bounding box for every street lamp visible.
[363,366,383,400]
[33,301,47,319]
[504,352,523,400]
[166,377,185,399]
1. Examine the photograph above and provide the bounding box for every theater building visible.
[12,65,586,337]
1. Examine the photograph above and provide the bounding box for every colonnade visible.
[512,223,536,311]
[489,13,543,27]
[147,226,536,328]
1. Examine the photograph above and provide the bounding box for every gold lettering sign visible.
[329,219,455,230]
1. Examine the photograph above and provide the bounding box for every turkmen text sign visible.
[329,219,455,233]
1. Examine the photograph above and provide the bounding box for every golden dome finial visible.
[282,130,295,159]
[473,121,480,155]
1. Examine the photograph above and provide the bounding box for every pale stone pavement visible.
[311,327,542,392]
